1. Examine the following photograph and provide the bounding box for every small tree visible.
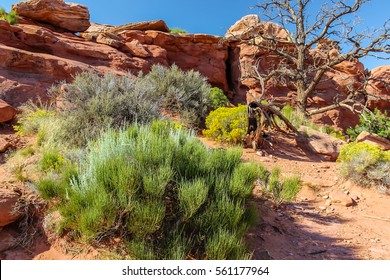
[226,0,389,116]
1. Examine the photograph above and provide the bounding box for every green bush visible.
[203,105,247,144]
[17,66,212,147]
[170,28,187,34]
[346,109,390,141]
[210,87,230,110]
[338,142,389,191]
[51,120,265,259]
[262,167,301,204]
[0,8,18,25]
[40,148,64,172]
[143,64,211,128]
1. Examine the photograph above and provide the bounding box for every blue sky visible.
[1,0,389,69]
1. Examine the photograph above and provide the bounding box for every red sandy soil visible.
[1,128,389,260]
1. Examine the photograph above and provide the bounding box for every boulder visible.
[0,189,22,227]
[12,0,90,32]
[299,126,346,161]
[0,99,16,123]
[225,14,290,41]
[356,131,390,150]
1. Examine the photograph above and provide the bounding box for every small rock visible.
[322,195,329,199]
[319,206,327,210]
[329,189,354,207]
[325,199,332,206]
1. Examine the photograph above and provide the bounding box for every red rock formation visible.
[366,66,390,111]
[0,2,388,131]
[0,15,228,106]
[12,0,90,32]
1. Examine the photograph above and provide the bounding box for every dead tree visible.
[226,0,390,116]
[245,74,298,150]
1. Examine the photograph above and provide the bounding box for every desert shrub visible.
[40,148,64,172]
[19,147,35,157]
[51,120,264,259]
[346,109,390,141]
[0,8,18,25]
[170,28,187,34]
[48,71,162,146]
[337,142,389,191]
[261,167,301,204]
[17,66,212,147]
[143,64,211,128]
[14,102,56,136]
[203,105,247,144]
[210,87,230,110]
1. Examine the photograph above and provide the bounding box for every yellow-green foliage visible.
[14,107,55,136]
[203,105,247,144]
[338,142,383,172]
[338,142,389,188]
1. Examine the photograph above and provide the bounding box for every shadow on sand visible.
[246,196,358,260]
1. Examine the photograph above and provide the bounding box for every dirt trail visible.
[1,130,389,260]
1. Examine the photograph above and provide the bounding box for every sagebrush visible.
[38,121,267,259]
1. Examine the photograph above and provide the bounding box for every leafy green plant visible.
[40,148,64,172]
[203,105,247,144]
[47,120,265,259]
[170,28,187,34]
[0,8,18,25]
[346,109,390,141]
[210,87,230,110]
